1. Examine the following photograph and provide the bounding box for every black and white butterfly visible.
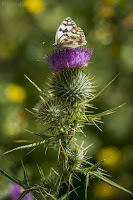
[53,17,87,49]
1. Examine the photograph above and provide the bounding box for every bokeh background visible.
[0,0,133,199]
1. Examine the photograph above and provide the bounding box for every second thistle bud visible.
[33,98,63,125]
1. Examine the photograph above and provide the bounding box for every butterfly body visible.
[53,17,87,49]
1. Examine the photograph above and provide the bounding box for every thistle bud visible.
[33,98,63,125]
[50,68,94,104]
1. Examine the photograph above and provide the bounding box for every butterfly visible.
[53,17,87,49]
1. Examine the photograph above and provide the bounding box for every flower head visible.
[46,48,93,72]
[10,183,33,200]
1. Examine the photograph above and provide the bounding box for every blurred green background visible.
[0,0,133,199]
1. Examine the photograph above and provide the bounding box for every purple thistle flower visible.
[46,47,93,72]
[10,183,33,200]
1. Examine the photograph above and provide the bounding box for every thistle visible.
[10,183,33,200]
[0,17,132,200]
[46,48,93,72]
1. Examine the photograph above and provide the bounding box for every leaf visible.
[58,193,69,200]
[88,118,102,132]
[0,168,23,187]
[58,186,80,200]
[21,159,29,186]
[17,191,30,200]
[43,191,57,200]
[24,75,45,96]
[87,104,125,120]
[4,140,46,154]
[55,174,63,198]
[24,128,50,139]
[85,173,89,200]
[89,171,133,195]
[88,75,119,103]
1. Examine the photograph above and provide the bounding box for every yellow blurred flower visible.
[94,182,117,198]
[96,146,121,169]
[99,5,115,18]
[24,0,45,14]
[103,0,116,5]
[5,84,26,103]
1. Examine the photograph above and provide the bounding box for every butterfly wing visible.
[53,17,87,49]
[56,27,87,49]
[55,17,77,43]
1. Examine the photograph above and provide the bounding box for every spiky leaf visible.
[89,171,132,195]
